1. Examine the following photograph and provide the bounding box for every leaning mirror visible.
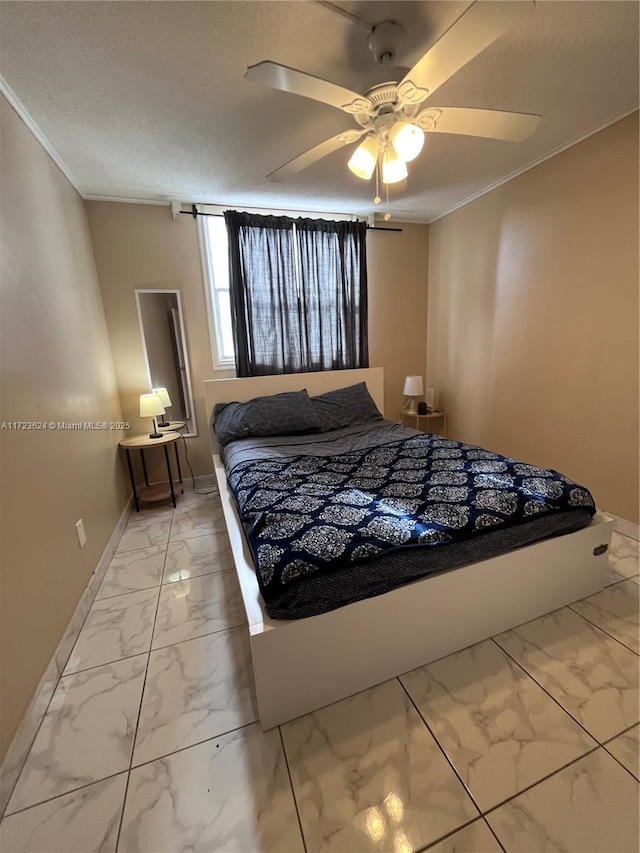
[135,289,197,437]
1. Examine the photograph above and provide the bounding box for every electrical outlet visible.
[75,519,87,548]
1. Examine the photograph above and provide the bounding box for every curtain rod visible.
[179,205,402,232]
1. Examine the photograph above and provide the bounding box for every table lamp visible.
[403,375,424,414]
[140,392,165,439]
[152,387,172,427]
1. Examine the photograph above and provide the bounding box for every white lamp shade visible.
[403,375,424,397]
[152,386,172,408]
[382,147,408,184]
[390,122,424,162]
[348,136,379,180]
[140,392,165,418]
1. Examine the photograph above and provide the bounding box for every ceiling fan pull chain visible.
[374,160,381,205]
[384,180,391,222]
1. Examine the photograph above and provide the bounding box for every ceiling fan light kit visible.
[246,1,540,218]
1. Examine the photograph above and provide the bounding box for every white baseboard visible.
[604,512,640,542]
[0,498,131,818]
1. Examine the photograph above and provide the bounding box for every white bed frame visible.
[204,368,613,730]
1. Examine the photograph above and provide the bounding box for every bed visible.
[204,367,613,729]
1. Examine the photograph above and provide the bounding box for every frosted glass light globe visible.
[348,136,379,180]
[382,148,408,184]
[390,122,425,162]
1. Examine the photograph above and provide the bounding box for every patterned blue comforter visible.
[226,433,595,604]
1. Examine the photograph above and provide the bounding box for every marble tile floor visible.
[0,500,638,853]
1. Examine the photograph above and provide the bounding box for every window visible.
[198,216,235,369]
[224,211,368,377]
[199,209,368,376]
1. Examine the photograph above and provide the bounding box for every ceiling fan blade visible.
[398,1,534,107]
[246,61,373,115]
[416,107,541,141]
[267,129,367,181]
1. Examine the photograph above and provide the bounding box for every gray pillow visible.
[311,382,383,432]
[213,389,322,446]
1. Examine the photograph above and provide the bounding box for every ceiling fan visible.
[245,0,541,206]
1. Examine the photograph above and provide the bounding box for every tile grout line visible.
[491,622,640,744]
[601,720,640,744]
[4,720,261,821]
[58,548,134,677]
[159,565,235,588]
[128,721,256,773]
[95,546,169,600]
[96,581,164,602]
[277,727,309,853]
[150,620,249,654]
[600,731,640,784]
[56,651,151,682]
[61,587,162,677]
[0,671,62,822]
[481,815,508,853]
[61,539,170,676]
[566,602,639,658]
[398,665,604,818]
[113,511,174,853]
[1,769,130,821]
[481,745,602,819]
[601,745,640,784]
[602,745,640,783]
[160,567,235,585]
[60,613,248,679]
[488,637,604,746]
[114,497,239,847]
[395,677,485,818]
[414,816,486,853]
[604,574,635,589]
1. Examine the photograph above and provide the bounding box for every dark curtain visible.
[224,211,368,377]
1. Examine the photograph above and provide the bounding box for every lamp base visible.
[157,419,170,428]
[405,399,418,415]
[148,432,163,439]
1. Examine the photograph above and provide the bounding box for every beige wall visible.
[87,204,430,450]
[427,112,639,522]
[86,203,227,478]
[368,222,429,420]
[0,97,129,757]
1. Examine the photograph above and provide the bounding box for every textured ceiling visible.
[0,1,638,221]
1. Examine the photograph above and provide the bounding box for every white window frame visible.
[197,213,236,371]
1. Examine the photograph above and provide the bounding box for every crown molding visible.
[428,105,639,224]
[83,194,169,205]
[0,74,84,194]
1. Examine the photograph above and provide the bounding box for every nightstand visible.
[402,409,448,437]
[158,420,187,432]
[119,431,184,511]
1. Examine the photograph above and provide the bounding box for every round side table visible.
[119,431,184,511]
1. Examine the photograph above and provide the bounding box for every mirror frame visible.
[134,288,198,438]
